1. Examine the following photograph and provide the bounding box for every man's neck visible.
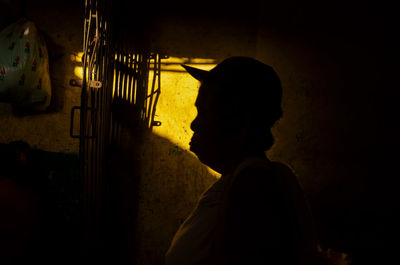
[217,150,267,175]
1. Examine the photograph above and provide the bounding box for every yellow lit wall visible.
[72,56,218,176]
[109,57,221,265]
[72,56,221,264]
[150,57,220,177]
[72,52,84,79]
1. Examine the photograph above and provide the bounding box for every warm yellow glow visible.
[112,67,116,98]
[73,66,89,80]
[77,52,84,62]
[161,57,216,65]
[205,167,221,178]
[159,57,216,72]
[74,66,83,79]
[150,57,220,178]
[74,56,219,177]
[190,58,217,64]
[70,52,84,63]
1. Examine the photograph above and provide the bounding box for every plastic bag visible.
[0,19,51,111]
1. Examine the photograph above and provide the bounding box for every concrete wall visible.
[0,0,82,153]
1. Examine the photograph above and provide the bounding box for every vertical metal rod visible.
[147,54,156,124]
[127,54,133,103]
[150,54,161,129]
[133,53,138,104]
[143,54,150,126]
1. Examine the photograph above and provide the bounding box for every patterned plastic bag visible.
[0,19,51,111]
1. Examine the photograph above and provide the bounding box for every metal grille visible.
[78,0,113,249]
[71,0,162,258]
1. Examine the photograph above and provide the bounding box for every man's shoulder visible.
[232,159,276,192]
[269,161,297,178]
[231,159,300,201]
[234,158,295,182]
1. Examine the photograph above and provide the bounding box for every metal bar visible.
[127,54,133,103]
[81,0,91,243]
[70,106,81,138]
[147,55,156,123]
[118,50,123,99]
[150,54,162,129]
[133,53,138,104]
[143,54,150,126]
[123,53,128,100]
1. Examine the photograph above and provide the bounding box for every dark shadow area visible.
[40,29,66,112]
[103,123,217,265]
[302,36,399,265]
[0,142,80,265]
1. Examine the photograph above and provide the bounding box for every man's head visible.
[183,57,283,172]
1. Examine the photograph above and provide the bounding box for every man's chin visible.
[189,143,203,159]
[188,143,198,156]
[188,143,195,152]
[189,145,211,166]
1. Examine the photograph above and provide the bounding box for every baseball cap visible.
[181,56,283,127]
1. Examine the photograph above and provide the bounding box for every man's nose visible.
[190,116,198,132]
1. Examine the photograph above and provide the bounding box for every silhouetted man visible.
[165,57,324,265]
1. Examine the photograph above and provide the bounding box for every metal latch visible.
[70,79,102,89]
[152,121,162,127]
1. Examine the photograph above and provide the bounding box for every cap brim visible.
[181,64,209,81]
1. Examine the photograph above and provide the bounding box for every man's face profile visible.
[189,81,242,172]
[184,57,282,173]
[189,81,224,170]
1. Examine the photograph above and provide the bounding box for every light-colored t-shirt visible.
[165,169,230,265]
[165,157,320,265]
